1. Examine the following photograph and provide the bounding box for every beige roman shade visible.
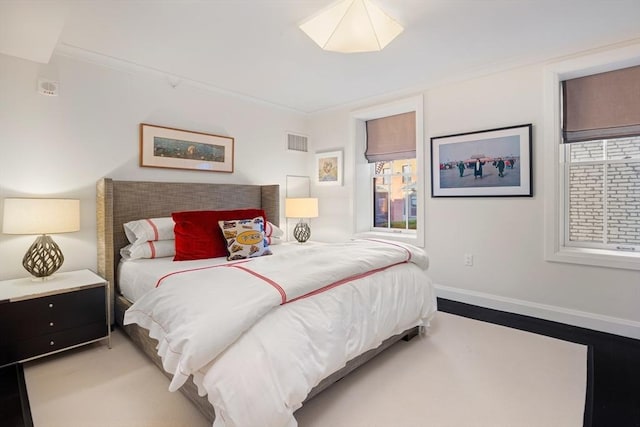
[562,65,640,143]
[365,112,416,162]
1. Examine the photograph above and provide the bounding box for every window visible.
[366,111,416,234]
[373,159,417,230]
[351,95,424,246]
[543,50,640,270]
[564,137,640,251]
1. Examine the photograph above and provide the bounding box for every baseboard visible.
[434,284,640,340]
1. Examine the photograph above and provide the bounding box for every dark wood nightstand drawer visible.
[0,270,111,368]
[0,287,106,344]
[0,321,107,366]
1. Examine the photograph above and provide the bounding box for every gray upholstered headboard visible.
[96,178,280,296]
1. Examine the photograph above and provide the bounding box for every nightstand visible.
[0,269,110,368]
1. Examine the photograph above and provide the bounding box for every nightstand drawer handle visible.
[49,303,54,308]
[50,341,55,346]
[49,322,54,327]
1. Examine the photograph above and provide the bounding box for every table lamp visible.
[2,198,80,279]
[285,198,318,243]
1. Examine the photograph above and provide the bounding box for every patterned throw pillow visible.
[218,217,272,261]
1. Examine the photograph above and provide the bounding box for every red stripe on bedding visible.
[229,264,287,304]
[155,265,224,288]
[147,241,156,259]
[286,260,408,304]
[154,260,255,288]
[145,218,159,241]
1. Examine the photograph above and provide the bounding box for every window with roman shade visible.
[560,64,640,253]
[365,112,416,162]
[562,65,640,143]
[365,111,417,232]
[352,95,423,245]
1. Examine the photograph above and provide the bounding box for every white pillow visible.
[124,217,174,244]
[120,240,176,260]
[265,221,284,237]
[267,236,283,245]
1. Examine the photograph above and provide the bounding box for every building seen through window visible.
[565,136,640,250]
[373,158,417,230]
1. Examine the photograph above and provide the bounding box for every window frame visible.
[382,167,391,185]
[351,95,425,247]
[372,159,417,232]
[543,44,640,270]
[563,139,640,252]
[402,164,411,184]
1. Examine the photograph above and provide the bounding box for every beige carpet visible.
[25,312,587,427]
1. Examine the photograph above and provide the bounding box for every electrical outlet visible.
[464,253,473,266]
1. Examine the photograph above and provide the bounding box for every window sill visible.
[545,246,640,271]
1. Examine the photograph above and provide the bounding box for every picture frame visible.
[140,123,234,173]
[315,150,343,186]
[431,124,532,197]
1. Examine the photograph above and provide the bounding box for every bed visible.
[96,178,436,426]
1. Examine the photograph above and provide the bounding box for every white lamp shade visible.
[285,198,319,219]
[2,198,80,235]
[299,0,403,53]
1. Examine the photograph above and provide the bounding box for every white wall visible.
[0,53,309,280]
[308,58,640,337]
[308,109,354,243]
[1,46,638,338]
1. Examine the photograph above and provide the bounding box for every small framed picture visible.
[315,150,343,186]
[140,123,234,173]
[431,124,532,197]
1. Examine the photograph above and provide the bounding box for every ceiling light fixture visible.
[299,0,403,53]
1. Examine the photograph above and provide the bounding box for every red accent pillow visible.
[172,209,267,261]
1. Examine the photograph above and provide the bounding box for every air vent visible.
[37,78,59,96]
[287,133,308,152]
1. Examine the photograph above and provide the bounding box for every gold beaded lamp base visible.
[22,234,64,278]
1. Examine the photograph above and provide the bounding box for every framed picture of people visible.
[430,124,532,197]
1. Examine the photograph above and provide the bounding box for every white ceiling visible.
[3,1,640,113]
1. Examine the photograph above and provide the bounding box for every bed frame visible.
[96,177,418,422]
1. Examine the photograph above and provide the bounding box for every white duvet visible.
[124,239,436,427]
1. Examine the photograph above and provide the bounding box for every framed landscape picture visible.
[140,123,234,173]
[430,124,532,197]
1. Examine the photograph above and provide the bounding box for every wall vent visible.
[37,78,59,96]
[287,133,308,152]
